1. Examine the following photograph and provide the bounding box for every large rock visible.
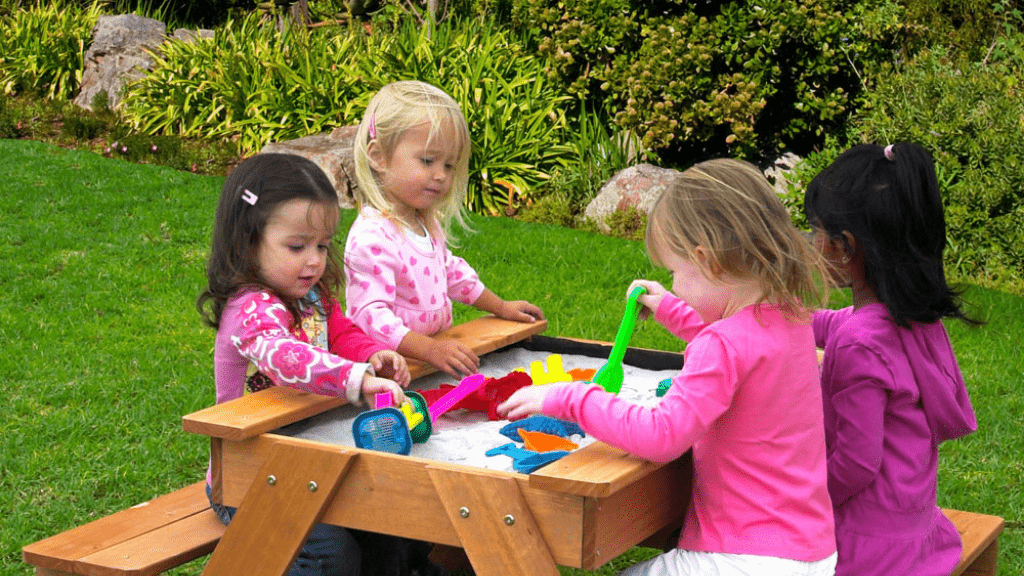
[258,125,360,209]
[584,163,681,231]
[74,14,166,110]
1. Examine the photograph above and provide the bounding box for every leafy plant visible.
[120,13,372,153]
[0,1,101,99]
[122,13,577,215]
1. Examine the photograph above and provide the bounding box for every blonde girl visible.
[346,80,543,378]
[499,159,838,576]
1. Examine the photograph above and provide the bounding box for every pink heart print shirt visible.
[344,207,486,349]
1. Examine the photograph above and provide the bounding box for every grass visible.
[1,138,1022,575]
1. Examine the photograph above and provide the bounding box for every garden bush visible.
[0,1,100,99]
[782,39,1024,290]
[513,0,905,164]
[854,44,1024,285]
[121,14,576,215]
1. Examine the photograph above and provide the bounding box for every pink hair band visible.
[884,144,895,161]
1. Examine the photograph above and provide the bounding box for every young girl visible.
[804,143,977,576]
[346,80,544,378]
[499,159,838,576]
[196,152,409,576]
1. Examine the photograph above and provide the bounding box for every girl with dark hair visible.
[197,153,410,576]
[805,143,978,576]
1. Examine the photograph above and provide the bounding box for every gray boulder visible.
[74,14,166,110]
[258,125,360,209]
[584,163,681,231]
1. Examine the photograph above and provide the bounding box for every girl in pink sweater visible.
[499,159,838,576]
[345,81,544,378]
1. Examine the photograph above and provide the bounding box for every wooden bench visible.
[945,508,1004,576]
[19,489,1005,576]
[22,481,225,576]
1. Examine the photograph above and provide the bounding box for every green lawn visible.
[1,139,1020,575]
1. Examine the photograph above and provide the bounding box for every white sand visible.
[277,347,677,473]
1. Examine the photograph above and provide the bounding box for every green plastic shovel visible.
[592,285,647,394]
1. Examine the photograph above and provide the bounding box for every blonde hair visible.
[353,80,472,238]
[645,158,829,320]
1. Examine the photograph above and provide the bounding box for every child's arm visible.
[499,330,738,463]
[326,298,410,386]
[471,289,544,323]
[230,291,403,405]
[630,279,707,341]
[825,344,888,506]
[396,329,478,378]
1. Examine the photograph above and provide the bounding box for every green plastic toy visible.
[592,285,646,394]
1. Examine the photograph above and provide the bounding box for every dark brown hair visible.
[197,153,342,329]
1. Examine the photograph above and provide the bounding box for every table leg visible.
[428,467,560,576]
[202,442,355,576]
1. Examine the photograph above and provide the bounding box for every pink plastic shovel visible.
[427,374,488,423]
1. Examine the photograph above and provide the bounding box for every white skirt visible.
[619,550,837,576]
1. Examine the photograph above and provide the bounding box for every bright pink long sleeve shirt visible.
[344,208,485,349]
[543,294,836,562]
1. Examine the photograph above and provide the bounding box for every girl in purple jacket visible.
[805,143,978,576]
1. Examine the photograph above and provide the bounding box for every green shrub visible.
[122,14,576,215]
[786,41,1024,288]
[0,2,100,99]
[513,0,905,163]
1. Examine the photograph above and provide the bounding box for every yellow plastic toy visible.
[400,402,424,429]
[529,354,573,386]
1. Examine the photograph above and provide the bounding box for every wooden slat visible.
[528,442,667,498]
[219,434,591,568]
[429,467,559,576]
[183,316,547,440]
[202,442,355,576]
[23,482,213,574]
[944,509,1004,576]
[75,510,225,576]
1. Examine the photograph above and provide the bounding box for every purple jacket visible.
[814,303,976,576]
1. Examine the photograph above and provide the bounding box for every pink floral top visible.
[213,289,372,407]
[344,207,485,349]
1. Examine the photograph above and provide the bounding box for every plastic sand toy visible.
[353,407,413,455]
[485,443,570,474]
[427,374,488,423]
[519,430,579,453]
[529,354,573,385]
[500,415,586,443]
[592,285,646,394]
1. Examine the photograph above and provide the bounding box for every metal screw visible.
[308,481,318,493]
[504,515,515,526]
[459,507,470,518]
[266,475,277,486]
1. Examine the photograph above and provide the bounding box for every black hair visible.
[197,153,342,329]
[804,143,975,327]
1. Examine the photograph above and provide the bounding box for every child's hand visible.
[497,300,545,323]
[429,340,479,378]
[369,350,410,387]
[497,383,557,421]
[360,374,406,407]
[629,280,668,320]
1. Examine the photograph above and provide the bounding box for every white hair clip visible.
[241,189,258,205]
[884,144,895,161]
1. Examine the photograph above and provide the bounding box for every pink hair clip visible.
[368,112,377,140]
[884,144,895,161]
[241,189,258,205]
